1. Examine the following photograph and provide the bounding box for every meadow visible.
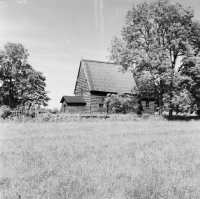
[1,118,200,198]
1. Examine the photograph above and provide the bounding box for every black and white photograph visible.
[1,0,200,198]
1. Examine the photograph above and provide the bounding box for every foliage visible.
[109,0,200,116]
[0,105,12,119]
[134,71,155,99]
[104,93,138,114]
[47,107,60,114]
[0,42,50,109]
[179,55,200,107]
[163,89,193,114]
[197,110,200,116]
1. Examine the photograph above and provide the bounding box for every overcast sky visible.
[1,0,200,109]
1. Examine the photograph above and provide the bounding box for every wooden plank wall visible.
[60,101,67,112]
[75,64,90,92]
[60,103,86,113]
[83,92,91,112]
[90,91,107,112]
[65,105,86,113]
[74,64,91,112]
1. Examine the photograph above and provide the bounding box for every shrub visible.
[0,106,12,119]
[104,93,138,114]
[51,108,60,114]
[196,110,200,116]
[142,113,151,119]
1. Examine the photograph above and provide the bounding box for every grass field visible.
[1,119,200,198]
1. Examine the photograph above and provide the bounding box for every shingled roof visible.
[60,96,86,104]
[76,59,137,94]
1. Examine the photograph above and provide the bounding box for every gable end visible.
[74,60,90,94]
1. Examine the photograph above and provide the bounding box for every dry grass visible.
[1,120,200,198]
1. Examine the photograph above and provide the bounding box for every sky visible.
[0,0,200,109]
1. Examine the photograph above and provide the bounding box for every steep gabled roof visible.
[75,59,137,94]
[60,96,86,104]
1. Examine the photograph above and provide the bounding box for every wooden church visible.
[60,59,155,113]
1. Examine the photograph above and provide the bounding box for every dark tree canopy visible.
[0,42,50,109]
[109,0,200,116]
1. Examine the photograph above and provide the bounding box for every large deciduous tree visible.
[0,42,50,109]
[109,0,200,117]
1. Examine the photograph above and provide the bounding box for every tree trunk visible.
[158,80,163,115]
[158,96,163,115]
[9,77,12,108]
[169,108,173,119]
[168,69,174,120]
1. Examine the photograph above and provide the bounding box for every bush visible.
[196,110,200,116]
[104,93,138,114]
[51,108,60,114]
[0,106,12,119]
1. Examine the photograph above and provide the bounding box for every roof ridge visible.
[82,59,117,65]
[63,95,83,97]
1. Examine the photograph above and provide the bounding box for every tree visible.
[179,55,200,109]
[133,70,155,98]
[109,0,200,117]
[0,42,50,109]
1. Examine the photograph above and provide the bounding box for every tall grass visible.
[1,120,200,198]
[0,112,162,123]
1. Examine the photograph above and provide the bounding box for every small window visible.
[146,101,150,109]
[99,103,103,108]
